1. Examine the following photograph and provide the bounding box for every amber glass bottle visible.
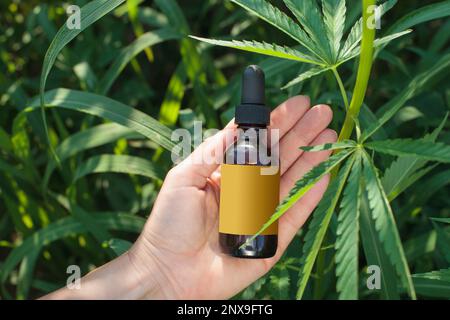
[218,65,279,258]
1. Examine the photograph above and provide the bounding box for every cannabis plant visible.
[192,0,450,299]
[1,0,449,300]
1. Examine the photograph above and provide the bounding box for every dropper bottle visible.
[219,65,280,258]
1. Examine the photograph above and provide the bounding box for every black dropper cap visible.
[235,65,270,126]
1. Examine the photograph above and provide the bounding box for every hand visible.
[42,96,336,300]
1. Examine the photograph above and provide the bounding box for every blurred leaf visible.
[39,0,127,152]
[382,113,448,200]
[43,123,141,188]
[28,88,175,151]
[71,204,112,245]
[0,213,145,293]
[16,250,39,300]
[97,28,181,95]
[432,221,450,264]
[269,267,290,300]
[362,52,450,140]
[107,238,133,256]
[379,0,450,53]
[366,139,450,163]
[158,63,187,126]
[432,218,450,224]
[73,154,164,183]
[74,62,98,91]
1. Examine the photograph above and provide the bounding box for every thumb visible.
[166,127,236,189]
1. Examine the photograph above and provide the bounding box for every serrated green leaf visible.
[300,140,357,152]
[230,0,323,63]
[336,153,362,300]
[242,149,353,249]
[362,52,450,140]
[339,0,397,60]
[379,0,450,54]
[343,30,412,61]
[190,37,321,65]
[283,0,331,61]
[73,154,164,183]
[360,191,400,299]
[413,269,450,282]
[282,66,330,89]
[321,0,346,61]
[366,139,450,163]
[362,151,416,299]
[412,269,450,298]
[382,113,448,200]
[26,88,175,151]
[296,153,355,299]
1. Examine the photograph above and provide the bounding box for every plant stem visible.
[332,67,350,110]
[337,0,376,142]
[331,0,376,180]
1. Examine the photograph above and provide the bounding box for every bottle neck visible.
[237,123,267,131]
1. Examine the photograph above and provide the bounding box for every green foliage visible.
[1,0,449,300]
[366,139,450,163]
[362,152,416,299]
[296,155,355,299]
[335,154,362,299]
[193,0,407,89]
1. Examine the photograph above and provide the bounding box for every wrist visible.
[127,235,180,299]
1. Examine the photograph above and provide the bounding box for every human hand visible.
[42,95,335,300]
[129,95,336,299]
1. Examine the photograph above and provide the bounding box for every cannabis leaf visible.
[296,153,356,299]
[240,148,354,248]
[365,139,450,163]
[191,0,407,88]
[362,151,416,299]
[335,153,362,299]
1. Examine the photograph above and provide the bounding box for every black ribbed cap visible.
[235,65,270,126]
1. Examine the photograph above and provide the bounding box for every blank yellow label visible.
[219,164,280,235]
